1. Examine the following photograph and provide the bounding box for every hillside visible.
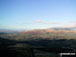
[0,29,76,57]
[20,29,76,40]
[0,29,76,41]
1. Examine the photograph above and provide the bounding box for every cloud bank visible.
[35,20,58,24]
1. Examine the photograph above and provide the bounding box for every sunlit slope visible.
[0,29,76,41]
[19,29,76,40]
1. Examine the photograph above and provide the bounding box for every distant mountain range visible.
[0,27,76,34]
[51,27,76,30]
[21,28,76,35]
[0,29,20,34]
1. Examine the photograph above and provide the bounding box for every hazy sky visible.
[0,0,76,30]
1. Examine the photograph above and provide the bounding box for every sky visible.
[0,0,76,30]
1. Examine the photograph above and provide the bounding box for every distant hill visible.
[21,28,76,34]
[0,29,20,34]
[1,28,76,41]
[19,28,76,40]
[52,27,76,30]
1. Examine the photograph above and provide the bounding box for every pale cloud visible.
[36,20,41,23]
[67,22,76,28]
[35,20,58,24]
[57,23,76,28]
[35,20,76,28]
[45,22,58,24]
